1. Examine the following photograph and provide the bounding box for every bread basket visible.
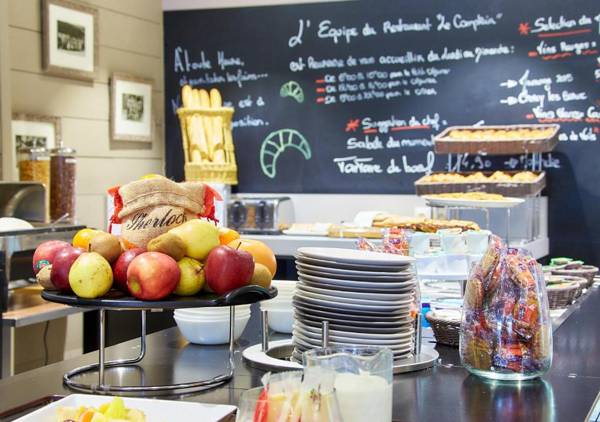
[546,281,579,309]
[425,309,461,347]
[551,265,598,288]
[177,107,237,184]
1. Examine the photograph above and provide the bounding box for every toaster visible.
[227,196,294,234]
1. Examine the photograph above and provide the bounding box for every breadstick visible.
[210,88,225,163]
[197,89,215,161]
[190,89,209,161]
[181,84,193,108]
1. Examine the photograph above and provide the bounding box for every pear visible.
[89,232,122,263]
[174,257,205,295]
[147,232,186,261]
[249,263,273,289]
[69,252,113,298]
[169,219,219,260]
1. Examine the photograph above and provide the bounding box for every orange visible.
[78,409,96,422]
[228,238,277,276]
[120,237,139,250]
[72,228,100,250]
[218,227,240,245]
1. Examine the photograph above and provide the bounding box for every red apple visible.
[33,240,69,274]
[205,245,254,295]
[127,252,180,300]
[50,246,84,291]
[112,248,146,292]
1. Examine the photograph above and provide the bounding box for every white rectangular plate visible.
[15,394,236,422]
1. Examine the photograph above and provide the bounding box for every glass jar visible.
[460,237,552,381]
[303,346,393,422]
[18,147,50,221]
[50,147,76,223]
[17,147,50,185]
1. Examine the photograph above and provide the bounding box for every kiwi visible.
[147,232,186,261]
[90,232,122,263]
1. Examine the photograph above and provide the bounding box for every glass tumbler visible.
[303,346,394,422]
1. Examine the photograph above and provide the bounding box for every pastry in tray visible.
[418,171,540,184]
[446,127,555,141]
[371,213,479,232]
[426,192,507,201]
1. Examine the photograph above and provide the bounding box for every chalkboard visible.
[164,0,600,262]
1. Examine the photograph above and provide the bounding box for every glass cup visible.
[303,346,394,422]
[464,230,491,255]
[236,372,344,422]
[410,232,432,255]
[440,232,467,254]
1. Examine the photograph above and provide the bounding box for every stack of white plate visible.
[174,305,251,345]
[293,247,417,363]
[260,280,295,333]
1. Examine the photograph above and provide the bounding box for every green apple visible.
[169,219,220,260]
[175,257,205,296]
[68,252,113,298]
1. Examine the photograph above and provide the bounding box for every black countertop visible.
[2,288,600,421]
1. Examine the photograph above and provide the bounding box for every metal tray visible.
[41,285,277,310]
[434,124,560,155]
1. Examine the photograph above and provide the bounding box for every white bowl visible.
[173,312,251,321]
[260,301,294,311]
[174,313,251,345]
[174,307,251,317]
[272,280,296,287]
[174,306,249,317]
[264,308,293,333]
[175,305,250,314]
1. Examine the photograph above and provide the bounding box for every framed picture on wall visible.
[110,73,153,142]
[12,113,61,151]
[42,0,98,81]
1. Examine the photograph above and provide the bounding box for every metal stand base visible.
[242,339,439,374]
[64,308,236,394]
[243,309,438,374]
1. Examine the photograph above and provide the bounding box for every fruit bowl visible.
[41,284,277,310]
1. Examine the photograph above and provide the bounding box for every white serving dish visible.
[297,247,415,266]
[264,308,294,333]
[174,308,251,318]
[174,313,250,344]
[296,282,413,301]
[296,262,414,280]
[298,272,416,290]
[14,394,236,422]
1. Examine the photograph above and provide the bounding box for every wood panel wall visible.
[7,0,165,229]
[4,0,164,375]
